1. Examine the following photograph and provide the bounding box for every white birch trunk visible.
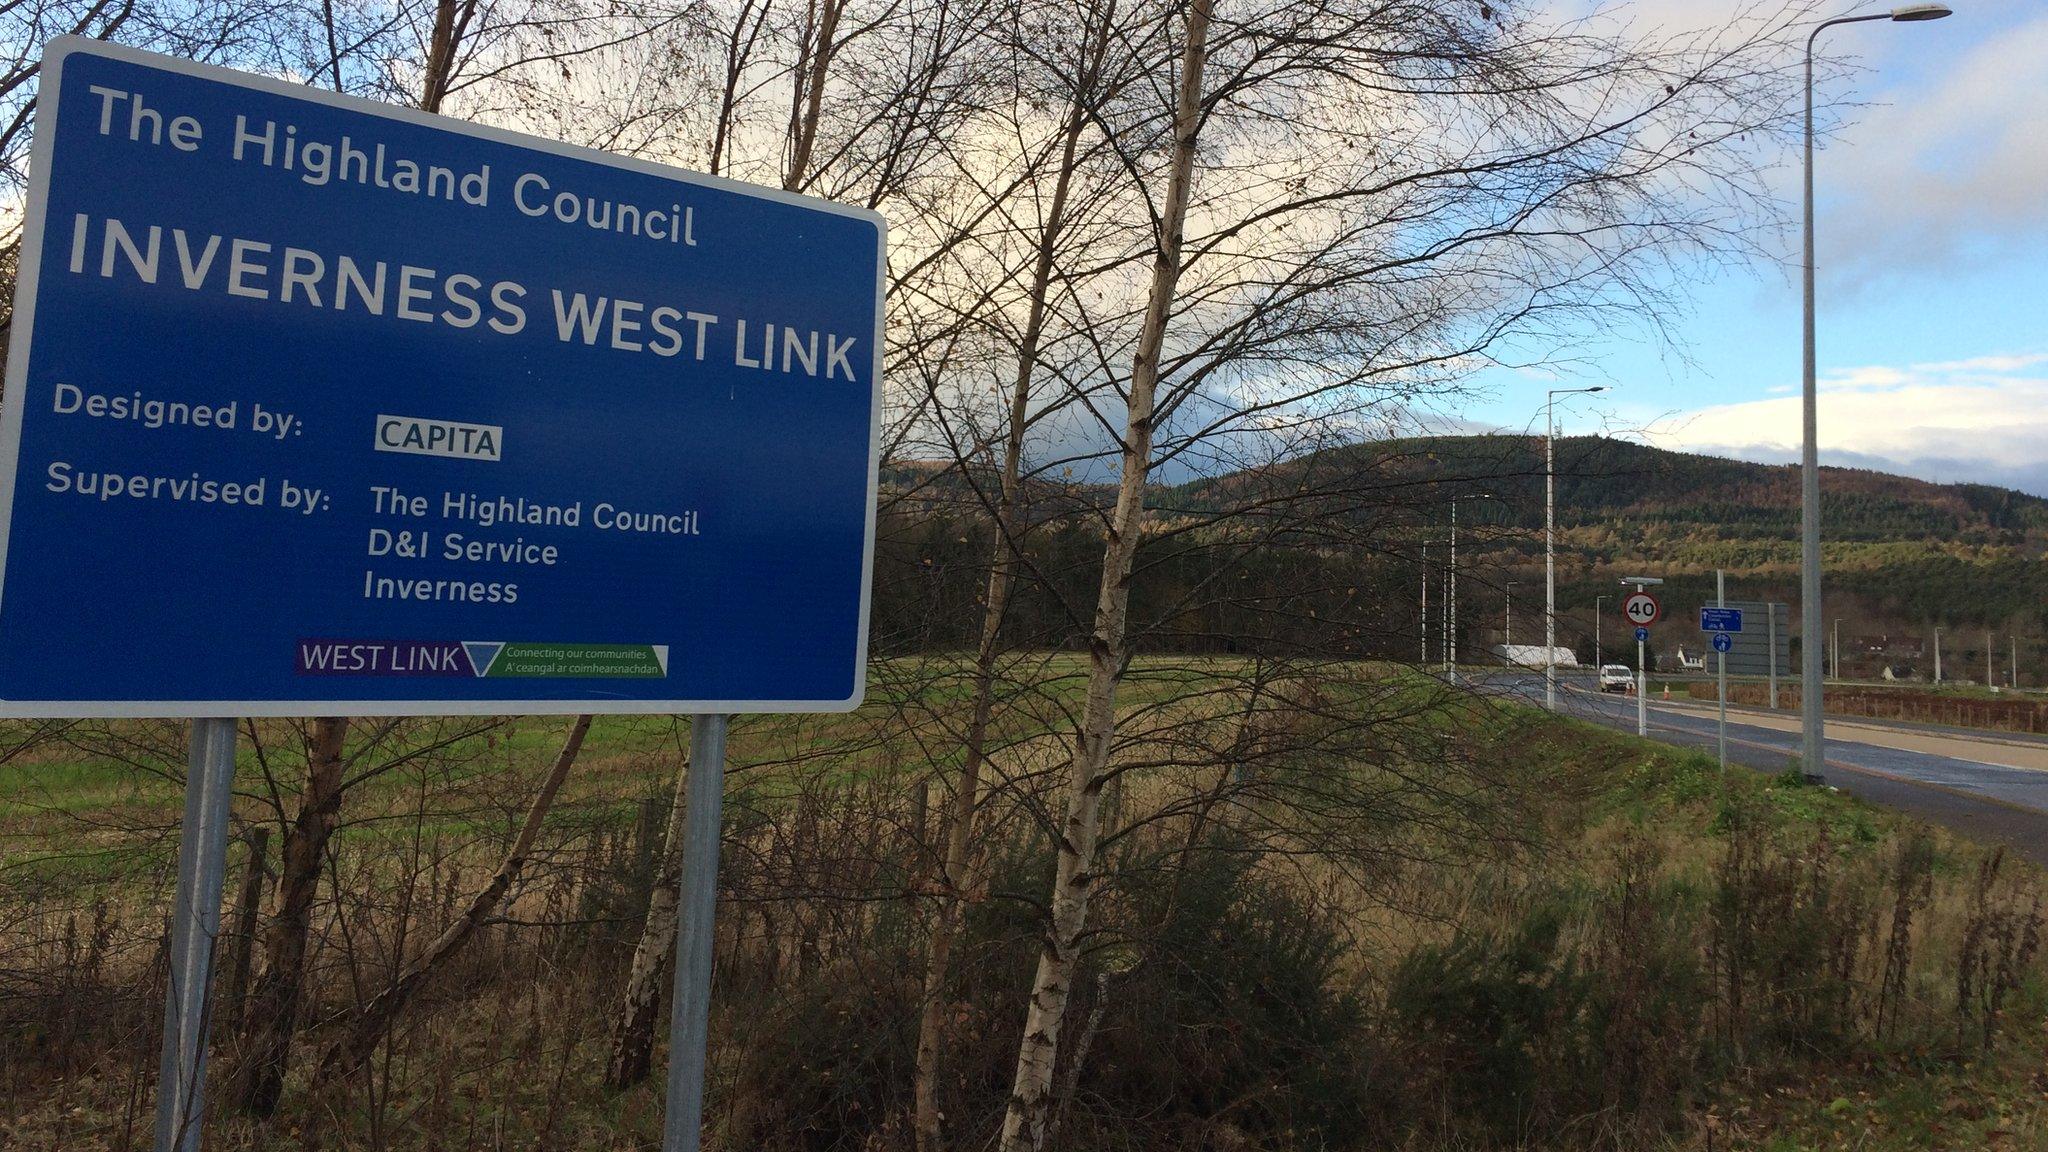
[605,756,692,1088]
[997,4,1211,1147]
[912,34,1110,1148]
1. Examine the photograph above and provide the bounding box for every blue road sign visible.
[1634,626,1649,643]
[1700,607,1744,632]
[0,40,884,716]
[1712,632,1733,654]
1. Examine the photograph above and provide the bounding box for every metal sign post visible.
[1637,630,1648,736]
[1697,596,1747,770]
[664,714,728,1152]
[154,718,237,1152]
[1713,630,1734,771]
[1712,573,1729,773]
[1621,576,1663,738]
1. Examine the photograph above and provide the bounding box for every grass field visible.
[4,662,2048,1150]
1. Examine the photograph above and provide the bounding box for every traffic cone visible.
[1662,685,1670,700]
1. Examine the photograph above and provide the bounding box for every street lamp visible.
[1799,3,1952,779]
[1506,581,1519,649]
[1594,594,1607,669]
[1446,493,1492,684]
[1419,535,1430,667]
[1545,386,1606,711]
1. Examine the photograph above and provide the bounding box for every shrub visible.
[1076,845,1382,1151]
[721,953,923,1152]
[1387,897,1593,1143]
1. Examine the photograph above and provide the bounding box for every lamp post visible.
[1419,537,1429,667]
[1800,3,1951,780]
[1447,506,1457,682]
[1446,494,1491,684]
[1594,594,1607,670]
[1767,602,1780,709]
[1506,581,1518,650]
[1545,386,1605,710]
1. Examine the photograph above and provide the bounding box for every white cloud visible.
[1644,353,2048,496]
[1550,2,2048,284]
[1911,352,2048,375]
[1816,10,2048,285]
[1818,13,2048,278]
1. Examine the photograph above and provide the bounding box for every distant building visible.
[1671,647,1706,672]
[1491,644,1578,669]
[1882,664,1918,682]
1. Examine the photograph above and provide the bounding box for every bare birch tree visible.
[903,5,1140,1141]
[316,715,592,1078]
[216,4,671,1113]
[599,0,1004,1089]
[223,717,347,1114]
[997,1,1209,1142]
[977,3,1826,1146]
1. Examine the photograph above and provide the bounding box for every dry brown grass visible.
[5,672,2048,1151]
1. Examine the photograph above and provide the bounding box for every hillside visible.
[1237,435,2047,674]
[877,437,2044,676]
[1402,435,2045,543]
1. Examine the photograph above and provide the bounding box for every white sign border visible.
[1623,591,1661,627]
[0,37,885,718]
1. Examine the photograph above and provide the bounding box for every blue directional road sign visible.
[1700,607,1745,633]
[1634,626,1649,643]
[1712,632,1733,654]
[0,40,884,716]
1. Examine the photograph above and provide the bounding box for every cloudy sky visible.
[1465,0,2048,496]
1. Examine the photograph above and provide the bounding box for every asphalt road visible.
[1487,672,2048,865]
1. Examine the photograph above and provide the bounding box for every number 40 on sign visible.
[1623,591,1661,626]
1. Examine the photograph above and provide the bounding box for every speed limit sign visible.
[1623,591,1662,626]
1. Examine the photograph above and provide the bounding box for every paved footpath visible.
[1511,675,2048,865]
[1649,695,2048,773]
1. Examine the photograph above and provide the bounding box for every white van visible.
[1598,664,1635,693]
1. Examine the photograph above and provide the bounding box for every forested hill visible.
[1178,435,2048,545]
[1241,435,2047,633]
[875,436,2042,651]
